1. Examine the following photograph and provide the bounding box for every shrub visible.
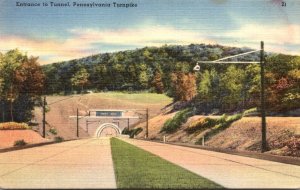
[122,128,130,135]
[160,108,193,133]
[215,114,227,123]
[122,127,143,138]
[205,112,244,139]
[190,111,247,143]
[186,118,206,133]
[226,113,243,123]
[283,136,300,157]
[131,127,143,138]
[0,122,31,130]
[49,128,57,135]
[14,139,27,147]
[54,136,64,142]
[185,117,217,134]
[205,117,218,127]
[243,107,258,116]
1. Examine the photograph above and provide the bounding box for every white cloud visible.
[223,23,300,54]
[0,35,96,64]
[68,27,215,46]
[0,24,299,65]
[0,26,216,64]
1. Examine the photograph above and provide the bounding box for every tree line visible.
[43,44,258,93]
[0,44,299,123]
[196,54,300,113]
[43,44,299,113]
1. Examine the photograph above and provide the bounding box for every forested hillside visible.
[43,44,300,113]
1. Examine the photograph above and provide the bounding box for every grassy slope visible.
[136,114,300,157]
[97,92,172,104]
[34,92,172,139]
[206,117,300,156]
[110,138,222,189]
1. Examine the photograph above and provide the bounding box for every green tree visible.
[71,67,89,92]
[15,56,45,96]
[137,63,149,89]
[198,69,220,110]
[0,50,45,122]
[14,56,45,121]
[93,64,109,90]
[0,49,26,121]
[175,61,190,73]
[220,65,245,111]
[142,49,153,61]
[245,64,260,107]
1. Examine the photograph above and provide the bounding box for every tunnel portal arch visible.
[95,123,122,137]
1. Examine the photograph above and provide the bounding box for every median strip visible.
[110,137,222,189]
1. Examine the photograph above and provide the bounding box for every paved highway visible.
[0,138,116,189]
[122,138,300,189]
[1,137,299,189]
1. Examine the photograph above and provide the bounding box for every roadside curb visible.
[0,139,79,153]
[137,138,300,166]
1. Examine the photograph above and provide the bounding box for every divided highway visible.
[0,137,299,189]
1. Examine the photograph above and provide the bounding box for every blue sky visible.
[0,0,299,64]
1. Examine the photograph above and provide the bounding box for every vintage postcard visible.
[0,0,299,189]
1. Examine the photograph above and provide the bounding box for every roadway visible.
[122,138,300,189]
[0,138,116,189]
[1,137,299,189]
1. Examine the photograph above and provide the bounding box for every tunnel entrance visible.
[95,123,121,137]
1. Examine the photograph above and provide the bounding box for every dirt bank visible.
[0,130,49,148]
[136,114,300,157]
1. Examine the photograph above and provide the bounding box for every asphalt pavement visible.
[121,138,300,189]
[0,138,116,189]
[1,136,299,189]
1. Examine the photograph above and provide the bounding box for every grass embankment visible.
[111,138,222,189]
[184,109,257,144]
[96,92,172,104]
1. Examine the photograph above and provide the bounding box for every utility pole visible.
[9,86,14,122]
[260,41,267,152]
[2,101,5,122]
[76,108,79,138]
[127,118,130,130]
[42,96,46,138]
[86,120,88,133]
[146,108,149,139]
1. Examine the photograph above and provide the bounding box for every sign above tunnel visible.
[95,111,122,117]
